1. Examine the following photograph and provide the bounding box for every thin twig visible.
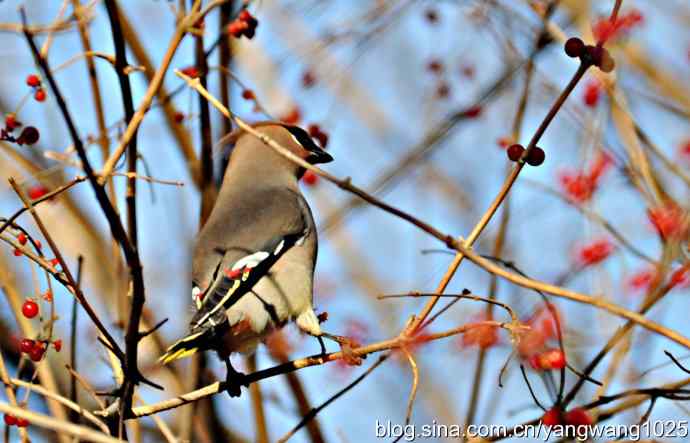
[276,355,388,443]
[0,402,122,443]
[69,255,83,424]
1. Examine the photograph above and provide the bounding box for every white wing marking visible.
[274,240,285,255]
[192,286,202,309]
[231,251,269,271]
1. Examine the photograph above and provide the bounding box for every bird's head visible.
[229,121,332,161]
[225,122,333,182]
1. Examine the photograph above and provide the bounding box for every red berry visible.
[424,8,439,24]
[526,147,545,166]
[50,258,60,268]
[43,291,52,302]
[315,132,328,148]
[542,407,562,426]
[53,339,62,352]
[464,105,482,118]
[181,66,199,78]
[238,10,252,22]
[13,248,22,257]
[302,170,318,186]
[302,70,316,88]
[307,124,321,137]
[564,408,592,426]
[427,59,444,74]
[241,89,255,100]
[224,267,243,279]
[281,107,301,125]
[26,74,40,87]
[34,89,46,102]
[28,185,48,200]
[15,418,29,428]
[227,20,248,37]
[564,37,585,58]
[19,338,35,354]
[460,65,475,79]
[436,82,450,99]
[17,233,27,245]
[577,239,615,266]
[35,240,42,250]
[5,114,19,130]
[497,137,512,149]
[22,300,39,319]
[173,112,185,124]
[28,344,44,362]
[507,144,525,162]
[17,126,40,145]
[3,414,17,426]
[528,354,543,370]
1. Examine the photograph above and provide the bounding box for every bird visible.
[159,122,333,397]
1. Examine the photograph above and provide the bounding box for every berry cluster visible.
[626,265,690,294]
[3,414,29,428]
[12,231,46,258]
[564,37,615,73]
[542,407,593,429]
[19,338,46,362]
[228,10,258,39]
[425,58,451,100]
[425,58,477,100]
[647,202,690,241]
[517,304,563,363]
[26,74,46,102]
[2,115,40,146]
[506,144,545,166]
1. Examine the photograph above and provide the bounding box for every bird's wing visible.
[190,187,314,331]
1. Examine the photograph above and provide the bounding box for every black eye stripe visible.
[284,125,320,152]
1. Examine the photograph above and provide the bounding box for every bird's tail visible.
[159,330,211,364]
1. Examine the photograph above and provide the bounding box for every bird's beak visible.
[307,149,333,164]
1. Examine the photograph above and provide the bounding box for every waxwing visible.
[160,122,333,396]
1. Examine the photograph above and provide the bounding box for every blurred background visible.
[1,0,690,441]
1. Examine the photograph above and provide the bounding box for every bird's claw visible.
[225,370,247,398]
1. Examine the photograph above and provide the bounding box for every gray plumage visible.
[160,123,332,373]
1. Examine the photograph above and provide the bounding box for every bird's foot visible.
[321,331,355,347]
[320,331,364,366]
[224,360,247,398]
[317,336,327,356]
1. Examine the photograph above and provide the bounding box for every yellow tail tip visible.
[158,347,199,364]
